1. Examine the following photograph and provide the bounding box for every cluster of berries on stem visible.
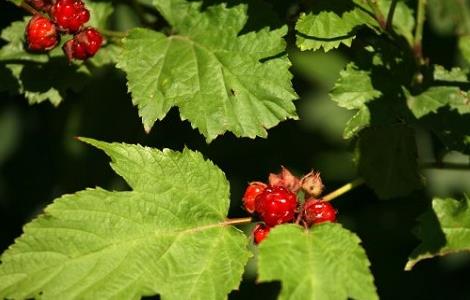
[24,0,103,61]
[243,167,337,245]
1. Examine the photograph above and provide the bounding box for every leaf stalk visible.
[323,178,365,202]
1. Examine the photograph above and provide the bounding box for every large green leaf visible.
[355,125,422,199]
[258,224,378,300]
[0,139,250,300]
[117,0,297,142]
[406,196,470,270]
[330,62,381,138]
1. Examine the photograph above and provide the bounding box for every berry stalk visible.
[323,178,365,202]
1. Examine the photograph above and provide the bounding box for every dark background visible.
[1,1,470,299]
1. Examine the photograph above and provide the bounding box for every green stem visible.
[323,178,365,202]
[100,29,128,39]
[366,0,386,30]
[385,0,399,31]
[18,1,42,15]
[413,0,427,62]
[223,217,252,226]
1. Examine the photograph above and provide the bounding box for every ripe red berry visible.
[255,186,297,226]
[304,199,337,225]
[26,15,59,52]
[253,224,270,245]
[242,182,267,214]
[50,0,90,33]
[63,27,103,61]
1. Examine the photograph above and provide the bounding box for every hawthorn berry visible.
[300,171,324,197]
[63,27,103,61]
[50,0,90,33]
[304,199,337,225]
[268,166,300,193]
[255,185,297,226]
[26,15,59,52]
[253,224,270,245]
[242,182,267,214]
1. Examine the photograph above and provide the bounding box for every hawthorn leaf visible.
[459,35,470,64]
[295,7,376,52]
[433,65,467,82]
[406,87,470,118]
[330,63,381,138]
[117,0,298,142]
[355,125,422,199]
[258,224,378,300]
[0,139,251,300]
[406,196,470,270]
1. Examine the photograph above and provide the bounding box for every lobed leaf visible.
[117,0,298,142]
[330,63,381,138]
[0,139,250,300]
[406,196,470,270]
[258,223,378,300]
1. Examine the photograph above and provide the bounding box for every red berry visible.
[253,224,270,245]
[50,0,90,33]
[242,181,267,214]
[26,15,59,52]
[63,27,103,61]
[304,199,337,225]
[255,186,297,226]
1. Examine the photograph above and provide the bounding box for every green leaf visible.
[295,7,376,52]
[427,0,470,36]
[406,87,470,118]
[0,139,250,300]
[355,125,422,199]
[258,223,378,300]
[118,0,298,142]
[406,196,470,270]
[433,65,468,82]
[330,62,381,138]
[86,0,114,29]
[330,63,382,109]
[459,35,470,64]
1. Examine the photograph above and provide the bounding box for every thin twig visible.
[413,0,427,62]
[366,0,386,30]
[385,0,399,31]
[323,178,366,202]
[100,29,128,39]
[19,1,42,15]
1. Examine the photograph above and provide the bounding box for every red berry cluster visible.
[243,167,337,245]
[25,0,103,61]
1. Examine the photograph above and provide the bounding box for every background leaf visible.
[355,125,422,199]
[0,139,250,300]
[406,196,470,270]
